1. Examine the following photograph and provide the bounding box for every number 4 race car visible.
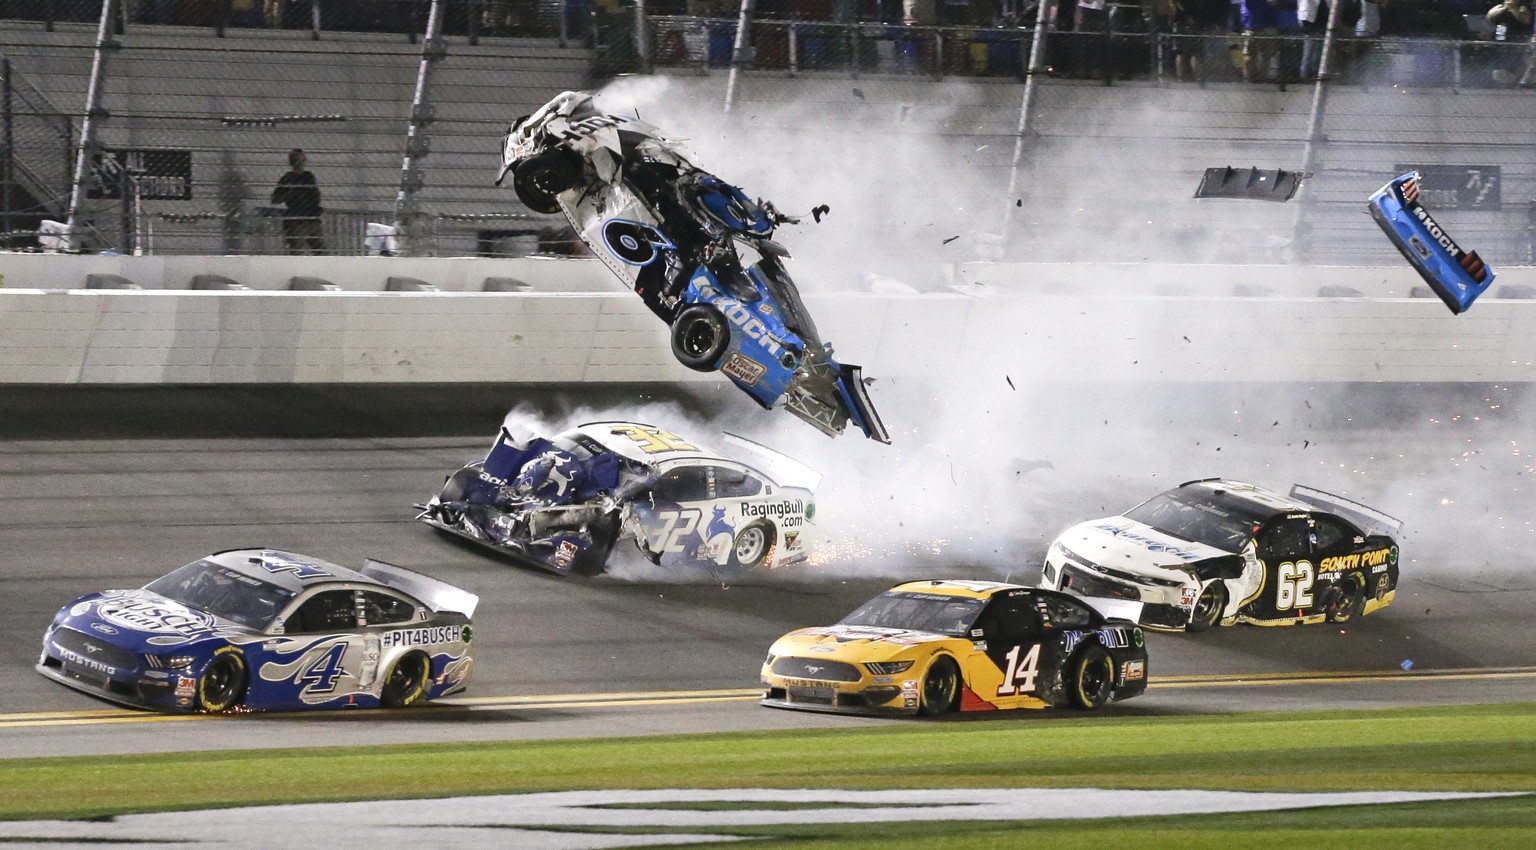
[418,421,819,576]
[1039,479,1402,633]
[498,91,888,443]
[1368,170,1495,314]
[761,580,1148,716]
[37,549,475,713]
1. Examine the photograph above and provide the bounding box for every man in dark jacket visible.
[271,148,324,254]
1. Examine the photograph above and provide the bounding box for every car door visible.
[1249,515,1317,620]
[257,587,373,707]
[630,463,714,562]
[967,591,1052,710]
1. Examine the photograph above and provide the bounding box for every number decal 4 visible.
[1276,560,1316,610]
[996,644,1041,697]
[296,642,348,694]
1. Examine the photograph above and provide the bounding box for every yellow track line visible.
[4,667,1533,729]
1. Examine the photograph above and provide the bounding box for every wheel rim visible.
[1078,657,1112,705]
[923,661,957,709]
[389,656,426,699]
[1192,584,1223,626]
[680,317,716,358]
[199,656,243,711]
[735,526,766,564]
[1329,578,1363,621]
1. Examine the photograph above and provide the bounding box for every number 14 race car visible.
[498,91,888,443]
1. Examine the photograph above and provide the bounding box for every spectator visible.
[271,148,325,255]
[1354,0,1382,36]
[1142,0,1180,76]
[1075,0,1111,79]
[1241,0,1279,81]
[1297,0,1325,80]
[1489,0,1536,83]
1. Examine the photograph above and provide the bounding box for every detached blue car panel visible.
[1368,171,1494,314]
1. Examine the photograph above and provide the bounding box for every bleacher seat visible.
[483,277,532,292]
[386,276,439,292]
[85,274,141,289]
[290,276,341,291]
[191,274,248,290]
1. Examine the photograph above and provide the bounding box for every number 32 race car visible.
[37,549,476,713]
[498,91,888,443]
[418,421,818,576]
[761,580,1148,716]
[1039,479,1402,632]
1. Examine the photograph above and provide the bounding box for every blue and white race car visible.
[1368,171,1494,314]
[418,420,819,576]
[36,549,476,713]
[498,91,888,443]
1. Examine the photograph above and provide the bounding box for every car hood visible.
[1058,518,1227,581]
[769,624,957,662]
[52,589,246,653]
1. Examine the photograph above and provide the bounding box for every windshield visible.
[145,561,296,630]
[1123,492,1261,553]
[838,592,985,637]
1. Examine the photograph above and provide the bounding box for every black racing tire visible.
[727,521,775,570]
[1067,645,1115,710]
[670,304,730,371]
[196,652,248,713]
[512,149,582,214]
[1185,581,1226,633]
[918,656,960,717]
[1326,572,1368,624]
[381,652,432,708]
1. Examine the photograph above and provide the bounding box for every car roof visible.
[885,579,1027,600]
[203,549,373,593]
[569,421,730,466]
[1175,478,1312,517]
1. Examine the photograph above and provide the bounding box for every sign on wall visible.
[1394,165,1500,209]
[86,148,193,200]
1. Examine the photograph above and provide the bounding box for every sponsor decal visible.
[1410,204,1464,258]
[99,597,215,639]
[1317,549,1393,573]
[784,532,800,549]
[175,676,196,697]
[741,499,804,526]
[807,646,836,653]
[554,540,578,569]
[1123,660,1146,681]
[89,623,119,636]
[719,301,785,357]
[1179,587,1198,607]
[382,625,464,650]
[601,219,674,267]
[780,678,838,688]
[721,353,767,386]
[57,647,116,675]
[258,551,333,580]
[1063,627,1133,654]
[556,112,629,141]
[1091,522,1204,562]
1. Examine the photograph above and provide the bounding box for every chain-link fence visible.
[2,0,1533,267]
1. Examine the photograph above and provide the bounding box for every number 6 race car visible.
[1038,478,1402,632]
[761,580,1148,716]
[1368,170,1495,314]
[36,549,475,713]
[418,420,819,576]
[498,91,888,443]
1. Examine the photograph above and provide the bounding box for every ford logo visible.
[90,623,119,636]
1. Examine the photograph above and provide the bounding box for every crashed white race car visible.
[497,91,888,443]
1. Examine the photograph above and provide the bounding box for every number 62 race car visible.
[36,549,476,713]
[1039,479,1402,632]
[498,91,888,443]
[761,580,1148,716]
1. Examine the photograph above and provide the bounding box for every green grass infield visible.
[3,702,1534,848]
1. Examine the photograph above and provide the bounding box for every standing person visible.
[271,148,325,255]
[1297,0,1325,81]
[1240,0,1279,81]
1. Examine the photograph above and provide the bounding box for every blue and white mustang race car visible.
[36,549,476,713]
[1368,171,1494,314]
[499,91,888,443]
[418,420,818,576]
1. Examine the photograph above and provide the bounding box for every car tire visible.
[1067,645,1115,710]
[572,513,622,577]
[195,652,247,713]
[1185,581,1226,633]
[727,521,775,570]
[918,656,960,717]
[512,149,581,214]
[670,304,730,371]
[381,652,432,708]
[1326,572,1368,624]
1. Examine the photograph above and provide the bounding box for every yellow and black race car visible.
[760,580,1148,716]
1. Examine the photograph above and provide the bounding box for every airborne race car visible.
[1039,479,1402,632]
[498,91,888,443]
[36,549,475,713]
[761,580,1148,716]
[417,421,818,576]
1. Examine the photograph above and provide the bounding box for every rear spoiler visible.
[721,432,822,492]
[360,559,479,618]
[836,363,891,444]
[1288,485,1404,538]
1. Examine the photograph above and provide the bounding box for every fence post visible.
[65,0,120,253]
[1000,13,1052,240]
[724,0,756,113]
[2,58,12,244]
[393,0,447,256]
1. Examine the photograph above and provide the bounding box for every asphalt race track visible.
[1,384,1533,758]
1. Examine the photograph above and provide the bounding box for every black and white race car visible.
[1038,479,1402,632]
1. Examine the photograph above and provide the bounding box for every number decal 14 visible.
[996,644,1041,696]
